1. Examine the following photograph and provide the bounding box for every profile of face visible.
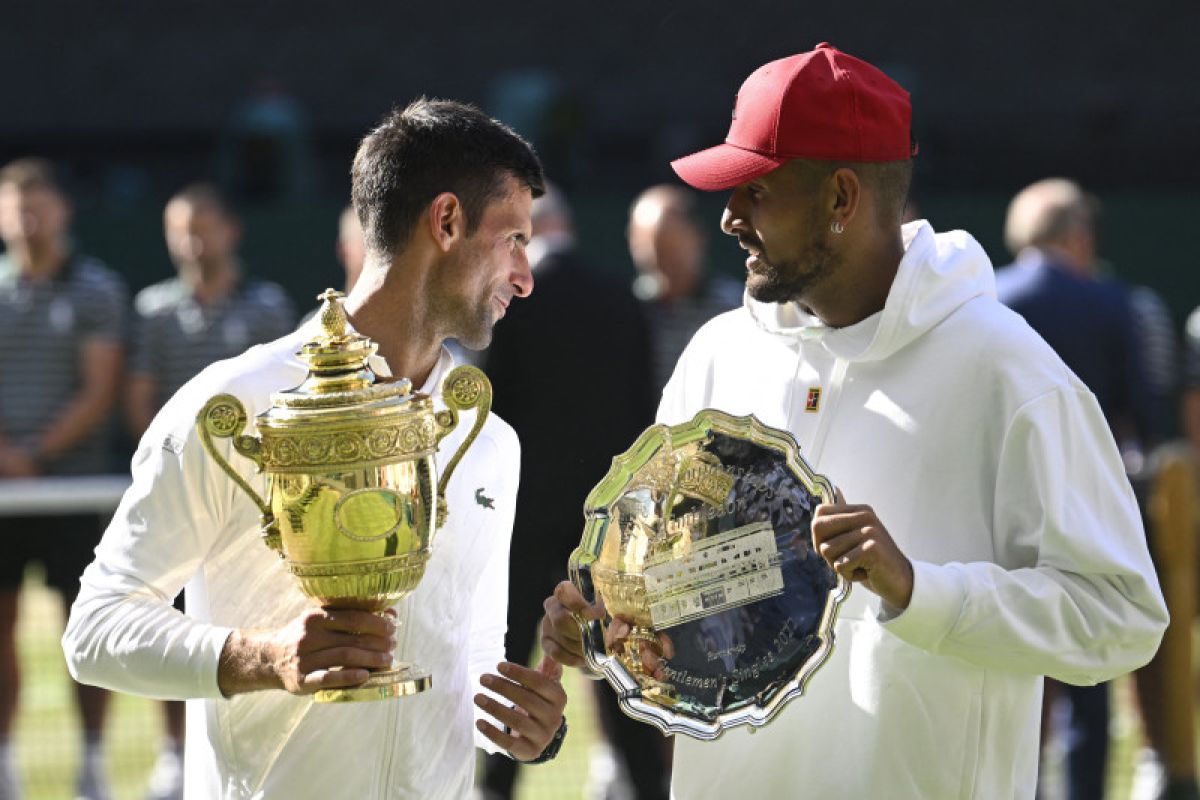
[721,163,839,305]
[0,182,71,250]
[434,175,534,350]
[163,199,241,271]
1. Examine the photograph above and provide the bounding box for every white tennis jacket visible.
[659,221,1167,799]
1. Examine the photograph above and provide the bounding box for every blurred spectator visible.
[1177,312,1200,455]
[126,184,295,435]
[996,177,1159,800]
[0,158,127,800]
[124,183,294,800]
[627,185,742,393]
[299,206,367,326]
[336,205,366,295]
[479,186,659,800]
[1128,285,1179,447]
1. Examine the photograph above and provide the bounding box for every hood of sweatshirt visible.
[745,220,996,363]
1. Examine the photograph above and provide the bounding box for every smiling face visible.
[720,161,841,306]
[433,174,534,349]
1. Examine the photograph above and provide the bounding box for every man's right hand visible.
[539,581,605,668]
[218,607,396,697]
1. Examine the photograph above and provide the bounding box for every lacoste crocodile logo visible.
[475,488,495,509]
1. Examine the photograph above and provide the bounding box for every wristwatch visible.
[521,716,568,764]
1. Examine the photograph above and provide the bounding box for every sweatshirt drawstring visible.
[784,342,806,432]
[808,357,848,466]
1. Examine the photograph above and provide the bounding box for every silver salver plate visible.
[568,410,849,739]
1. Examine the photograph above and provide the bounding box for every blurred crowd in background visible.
[2,5,1199,799]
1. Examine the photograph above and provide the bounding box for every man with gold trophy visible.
[63,99,567,798]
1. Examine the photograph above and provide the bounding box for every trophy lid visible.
[265,289,415,418]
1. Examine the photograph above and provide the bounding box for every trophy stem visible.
[313,613,432,703]
[623,626,677,702]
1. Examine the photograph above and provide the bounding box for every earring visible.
[830,220,845,234]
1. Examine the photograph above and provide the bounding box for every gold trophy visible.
[195,289,491,703]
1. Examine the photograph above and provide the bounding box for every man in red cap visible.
[541,44,1166,797]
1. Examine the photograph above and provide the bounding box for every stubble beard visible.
[456,311,494,350]
[428,278,495,351]
[430,244,498,351]
[746,236,838,305]
[441,292,492,351]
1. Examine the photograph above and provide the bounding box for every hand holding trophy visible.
[196,289,491,702]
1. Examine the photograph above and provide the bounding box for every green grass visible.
[11,575,598,799]
[14,578,157,799]
[7,572,1176,799]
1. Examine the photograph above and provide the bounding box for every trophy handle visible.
[196,394,282,554]
[433,365,493,527]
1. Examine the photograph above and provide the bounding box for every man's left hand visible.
[474,656,567,762]
[812,490,914,611]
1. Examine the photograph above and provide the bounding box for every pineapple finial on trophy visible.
[317,288,349,340]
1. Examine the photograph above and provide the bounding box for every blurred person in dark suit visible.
[996,177,1167,800]
[480,186,662,800]
[627,185,742,394]
[0,158,127,800]
[1029,189,1191,800]
[125,184,293,800]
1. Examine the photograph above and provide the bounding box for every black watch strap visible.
[523,716,568,764]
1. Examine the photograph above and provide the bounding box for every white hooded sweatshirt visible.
[659,221,1167,799]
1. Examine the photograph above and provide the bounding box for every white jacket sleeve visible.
[62,413,242,700]
[466,432,519,754]
[883,386,1168,684]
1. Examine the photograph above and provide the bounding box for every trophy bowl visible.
[569,410,849,738]
[196,290,490,703]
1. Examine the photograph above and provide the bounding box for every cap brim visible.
[670,143,787,192]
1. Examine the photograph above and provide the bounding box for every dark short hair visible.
[795,159,914,226]
[0,157,65,195]
[167,182,236,220]
[351,98,545,257]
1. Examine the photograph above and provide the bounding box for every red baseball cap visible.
[672,43,916,192]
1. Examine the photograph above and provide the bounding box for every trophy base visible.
[313,663,432,703]
[639,682,679,708]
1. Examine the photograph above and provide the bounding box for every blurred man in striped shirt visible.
[0,158,127,800]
